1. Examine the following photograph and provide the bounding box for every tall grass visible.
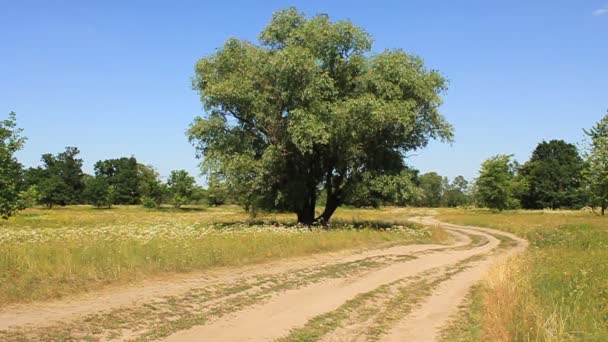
[439,209,608,341]
[0,206,441,306]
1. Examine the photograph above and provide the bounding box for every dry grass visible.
[0,205,442,307]
[439,208,608,341]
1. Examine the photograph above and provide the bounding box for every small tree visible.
[0,112,26,219]
[167,170,196,208]
[84,177,115,208]
[17,185,41,210]
[138,164,165,208]
[475,155,520,211]
[583,111,608,215]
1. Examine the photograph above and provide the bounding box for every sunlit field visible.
[438,208,608,341]
[0,205,443,307]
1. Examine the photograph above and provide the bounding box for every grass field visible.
[4,205,603,340]
[0,205,443,307]
[439,209,608,341]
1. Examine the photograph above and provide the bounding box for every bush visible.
[141,196,158,209]
[17,185,41,210]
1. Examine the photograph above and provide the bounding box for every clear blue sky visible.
[1,0,606,183]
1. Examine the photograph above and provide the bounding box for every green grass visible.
[438,208,608,341]
[0,205,442,307]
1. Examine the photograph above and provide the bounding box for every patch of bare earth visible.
[0,218,526,341]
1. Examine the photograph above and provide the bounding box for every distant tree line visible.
[17,148,211,210]
[474,110,608,213]
[3,109,608,218]
[1,113,230,218]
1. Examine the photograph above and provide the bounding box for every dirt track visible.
[0,217,527,341]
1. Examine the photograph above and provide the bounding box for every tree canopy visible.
[416,172,445,207]
[94,157,140,205]
[167,170,196,208]
[84,176,115,208]
[27,146,85,208]
[475,155,521,211]
[519,140,584,209]
[188,8,453,224]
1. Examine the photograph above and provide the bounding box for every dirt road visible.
[0,217,527,341]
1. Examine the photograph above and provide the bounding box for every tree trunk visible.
[602,204,606,216]
[296,203,316,225]
[296,190,317,225]
[317,192,340,226]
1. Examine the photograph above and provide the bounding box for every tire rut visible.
[0,217,525,342]
[163,220,506,342]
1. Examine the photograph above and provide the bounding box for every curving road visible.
[0,217,527,341]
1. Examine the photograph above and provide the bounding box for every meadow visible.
[439,209,608,341]
[0,205,442,307]
[3,205,604,341]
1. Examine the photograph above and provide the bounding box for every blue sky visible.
[1,0,606,183]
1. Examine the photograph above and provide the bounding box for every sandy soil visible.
[0,217,527,341]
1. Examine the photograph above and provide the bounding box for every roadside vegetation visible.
[0,205,443,307]
[439,209,608,341]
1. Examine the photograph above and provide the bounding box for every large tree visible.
[583,111,608,215]
[188,8,453,224]
[0,112,26,219]
[519,140,584,209]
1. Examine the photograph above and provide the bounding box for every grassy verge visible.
[0,206,442,307]
[1,253,395,341]
[438,209,608,341]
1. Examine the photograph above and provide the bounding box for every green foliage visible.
[206,178,228,206]
[30,146,85,208]
[344,170,418,207]
[94,157,140,205]
[137,164,165,208]
[190,185,209,205]
[17,185,41,210]
[188,8,452,224]
[442,175,471,207]
[583,110,608,215]
[167,170,196,208]
[140,196,158,209]
[416,172,445,207]
[0,112,26,219]
[84,176,116,208]
[475,155,521,211]
[519,140,584,209]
